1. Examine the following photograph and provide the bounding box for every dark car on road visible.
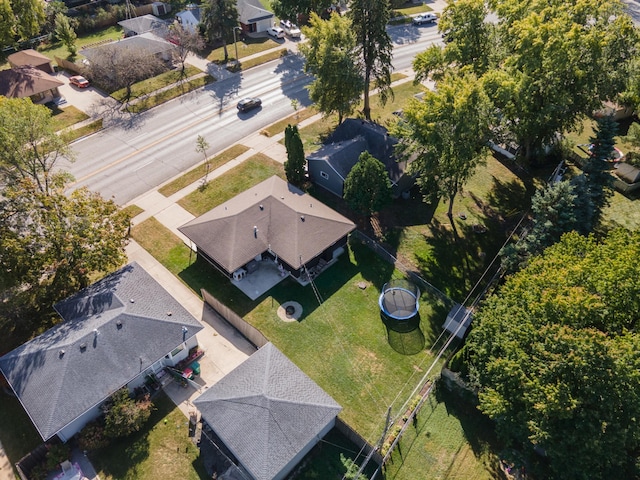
[237,97,262,112]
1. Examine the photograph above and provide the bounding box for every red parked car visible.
[69,75,90,88]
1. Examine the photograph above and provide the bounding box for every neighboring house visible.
[175,4,201,34]
[118,14,168,37]
[81,32,176,63]
[0,66,63,103]
[307,118,414,198]
[8,49,55,74]
[613,162,640,195]
[0,262,204,442]
[178,176,355,295]
[237,0,274,33]
[194,342,342,480]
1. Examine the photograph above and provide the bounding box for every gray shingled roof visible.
[194,343,341,480]
[0,263,203,441]
[81,33,174,62]
[178,176,355,273]
[118,14,168,35]
[308,118,406,184]
[238,0,274,23]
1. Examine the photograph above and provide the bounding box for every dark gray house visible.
[0,263,203,442]
[194,342,342,480]
[307,118,414,198]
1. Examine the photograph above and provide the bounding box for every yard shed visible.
[194,342,342,480]
[8,49,55,73]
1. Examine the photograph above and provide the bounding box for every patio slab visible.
[231,259,289,300]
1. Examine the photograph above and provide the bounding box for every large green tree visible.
[8,0,45,42]
[201,0,239,62]
[271,0,332,23]
[463,229,640,479]
[54,12,77,57]
[348,0,393,120]
[0,98,72,194]
[343,151,392,216]
[104,388,153,438]
[284,124,306,187]
[0,0,16,48]
[300,13,362,124]
[396,73,492,222]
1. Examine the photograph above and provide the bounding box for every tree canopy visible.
[284,124,306,187]
[201,0,239,62]
[348,0,393,120]
[300,13,363,124]
[1,0,45,47]
[271,0,332,23]
[396,73,491,221]
[343,151,392,216]
[463,229,640,479]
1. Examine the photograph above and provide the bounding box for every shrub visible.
[77,420,110,451]
[104,387,153,438]
[45,443,71,471]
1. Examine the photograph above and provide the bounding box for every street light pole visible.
[233,26,241,63]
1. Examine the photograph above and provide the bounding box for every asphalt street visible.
[62,25,444,205]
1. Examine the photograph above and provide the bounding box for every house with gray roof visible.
[0,263,203,442]
[175,4,201,34]
[238,0,274,33]
[179,176,355,297]
[194,342,342,480]
[81,32,175,64]
[118,14,168,37]
[307,118,414,199]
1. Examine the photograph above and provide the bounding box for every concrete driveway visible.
[55,71,116,117]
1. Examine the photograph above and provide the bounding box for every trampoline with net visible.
[379,279,420,321]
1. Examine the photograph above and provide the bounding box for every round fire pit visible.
[277,301,302,322]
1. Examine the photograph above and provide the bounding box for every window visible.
[320,171,329,180]
[170,345,184,357]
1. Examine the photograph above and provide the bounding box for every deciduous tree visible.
[396,73,491,223]
[0,98,72,194]
[343,151,392,216]
[167,23,204,76]
[300,13,362,124]
[0,0,17,48]
[464,229,640,480]
[271,0,332,24]
[348,0,393,120]
[284,124,306,187]
[10,0,45,41]
[104,388,153,438]
[54,13,77,57]
[201,0,239,63]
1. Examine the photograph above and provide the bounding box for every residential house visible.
[0,66,63,103]
[8,49,55,74]
[307,118,414,198]
[178,176,355,298]
[175,4,201,34]
[81,32,176,64]
[0,262,204,442]
[194,342,342,480]
[118,14,168,37]
[237,0,274,33]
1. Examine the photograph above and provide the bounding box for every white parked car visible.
[280,19,301,38]
[412,13,437,25]
[267,26,285,39]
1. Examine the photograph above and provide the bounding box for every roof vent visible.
[93,329,100,337]
[116,320,123,329]
[310,203,313,207]
[301,215,305,222]
[79,343,87,352]
[167,311,172,316]
[259,204,264,210]
[281,196,284,200]
[59,350,65,358]
[254,226,258,238]
[130,299,135,303]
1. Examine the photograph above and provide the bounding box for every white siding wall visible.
[57,403,103,443]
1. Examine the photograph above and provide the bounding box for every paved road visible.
[63,26,444,205]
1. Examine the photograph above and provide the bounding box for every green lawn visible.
[50,105,89,131]
[37,26,123,63]
[112,65,202,101]
[127,75,215,114]
[235,48,288,71]
[90,392,207,480]
[262,107,319,138]
[61,119,103,142]
[0,392,42,476]
[205,36,281,63]
[178,154,286,216]
[159,145,250,197]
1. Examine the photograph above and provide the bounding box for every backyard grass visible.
[205,36,281,63]
[61,119,103,142]
[261,107,319,137]
[111,65,202,101]
[0,391,42,475]
[127,75,215,114]
[90,392,207,480]
[37,26,123,62]
[159,145,250,197]
[50,105,89,131]
[178,154,285,216]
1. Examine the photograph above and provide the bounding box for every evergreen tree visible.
[343,151,392,216]
[284,124,306,186]
[201,0,239,62]
[54,13,77,57]
[584,115,617,226]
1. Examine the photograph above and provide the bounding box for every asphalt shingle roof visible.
[194,343,341,480]
[178,176,355,273]
[0,263,203,441]
[0,66,63,98]
[8,49,51,67]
